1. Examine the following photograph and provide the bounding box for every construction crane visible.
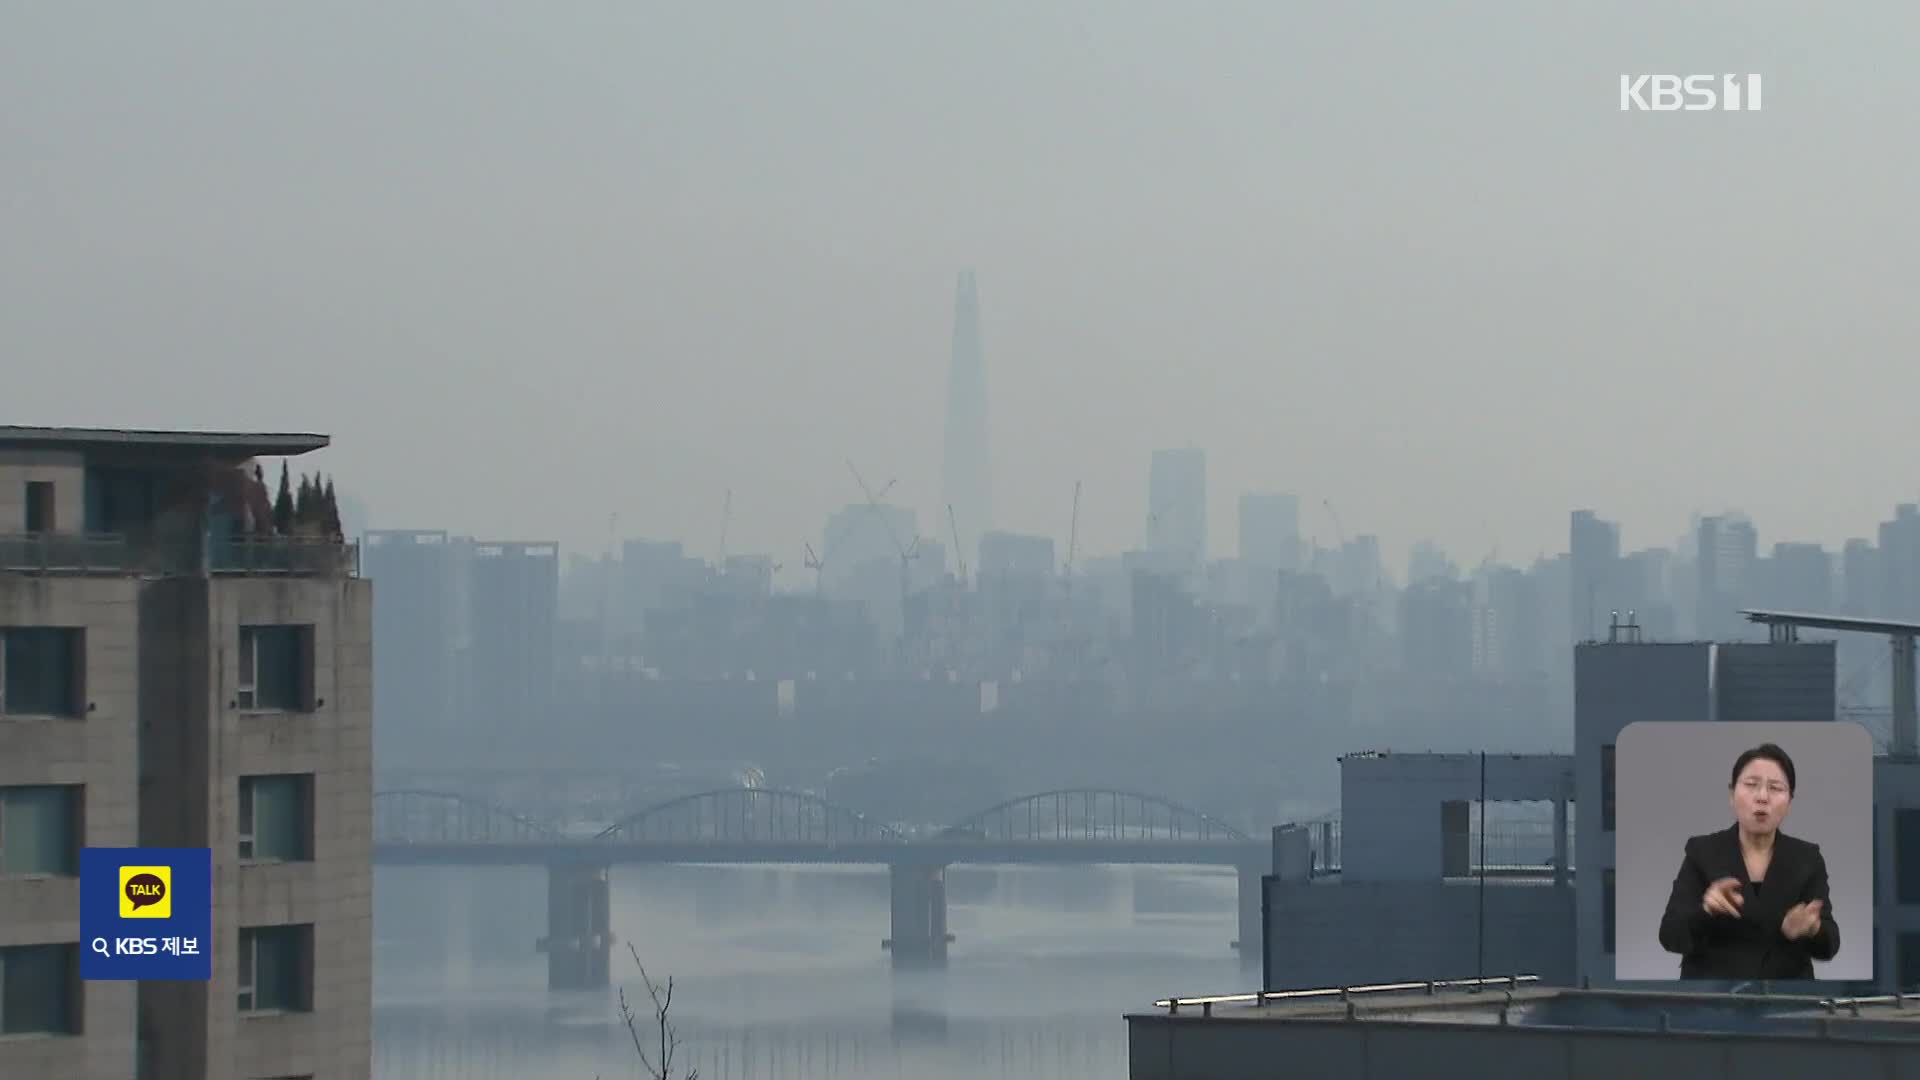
[802,542,827,595]
[846,460,922,637]
[1057,480,1085,678]
[1063,480,1081,599]
[1322,498,1347,549]
[947,503,967,589]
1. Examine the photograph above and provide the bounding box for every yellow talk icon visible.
[119,865,172,919]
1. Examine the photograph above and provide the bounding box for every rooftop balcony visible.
[0,426,355,581]
[0,532,359,579]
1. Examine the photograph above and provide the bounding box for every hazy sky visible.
[6,3,1919,581]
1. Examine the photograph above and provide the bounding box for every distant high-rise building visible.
[978,531,1054,581]
[823,503,915,591]
[1569,509,1621,643]
[467,541,559,737]
[619,538,706,633]
[1406,540,1458,586]
[364,529,455,762]
[1477,564,1543,677]
[941,269,991,567]
[1325,534,1386,597]
[1130,569,1198,676]
[1147,447,1206,572]
[1842,538,1880,615]
[1399,579,1474,677]
[1238,493,1300,571]
[1696,514,1758,639]
[1618,548,1676,640]
[1761,542,1833,614]
[1880,505,1920,619]
[1840,538,1887,705]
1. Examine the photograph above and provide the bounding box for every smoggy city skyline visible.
[6,3,1920,577]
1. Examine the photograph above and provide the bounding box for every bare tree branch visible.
[610,942,697,1080]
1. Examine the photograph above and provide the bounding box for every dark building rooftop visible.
[0,425,329,461]
[1133,978,1920,1044]
[1744,608,1920,638]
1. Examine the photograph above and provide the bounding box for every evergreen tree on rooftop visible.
[272,461,294,536]
[322,476,343,540]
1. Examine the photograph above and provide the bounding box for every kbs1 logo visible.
[1619,74,1763,112]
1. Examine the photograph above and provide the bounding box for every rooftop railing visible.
[1153,975,1542,1016]
[210,536,360,577]
[0,532,132,573]
[0,532,359,578]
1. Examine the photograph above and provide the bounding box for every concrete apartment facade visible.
[0,427,372,1080]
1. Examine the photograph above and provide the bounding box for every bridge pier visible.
[1233,860,1263,969]
[884,863,952,970]
[537,862,612,990]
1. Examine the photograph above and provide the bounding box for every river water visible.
[373,863,1245,1079]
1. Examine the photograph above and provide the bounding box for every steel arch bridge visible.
[935,789,1252,845]
[374,789,563,846]
[371,785,1262,867]
[592,787,906,845]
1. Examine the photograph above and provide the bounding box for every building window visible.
[0,943,80,1035]
[23,481,54,534]
[239,775,313,862]
[237,626,313,712]
[1897,810,1920,905]
[0,785,82,876]
[1601,744,1616,833]
[238,925,312,1013]
[1899,932,1920,992]
[0,628,84,717]
[1603,869,1616,955]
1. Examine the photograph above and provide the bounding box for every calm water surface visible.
[373,863,1245,1079]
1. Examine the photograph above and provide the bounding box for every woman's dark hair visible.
[1730,743,1796,795]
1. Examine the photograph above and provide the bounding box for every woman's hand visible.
[1782,899,1825,941]
[1702,877,1744,917]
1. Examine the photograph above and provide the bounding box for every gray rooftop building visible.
[1127,980,1920,1080]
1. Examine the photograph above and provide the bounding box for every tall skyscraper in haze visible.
[942,269,991,570]
[1148,447,1207,573]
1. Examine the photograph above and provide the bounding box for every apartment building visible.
[0,426,372,1080]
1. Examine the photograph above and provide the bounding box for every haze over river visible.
[374,862,1243,1079]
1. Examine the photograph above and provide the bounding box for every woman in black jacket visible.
[1657,742,1839,980]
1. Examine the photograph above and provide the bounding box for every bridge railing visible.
[373,790,563,845]
[592,787,907,846]
[937,789,1252,846]
[1153,975,1543,1016]
[373,786,1266,853]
